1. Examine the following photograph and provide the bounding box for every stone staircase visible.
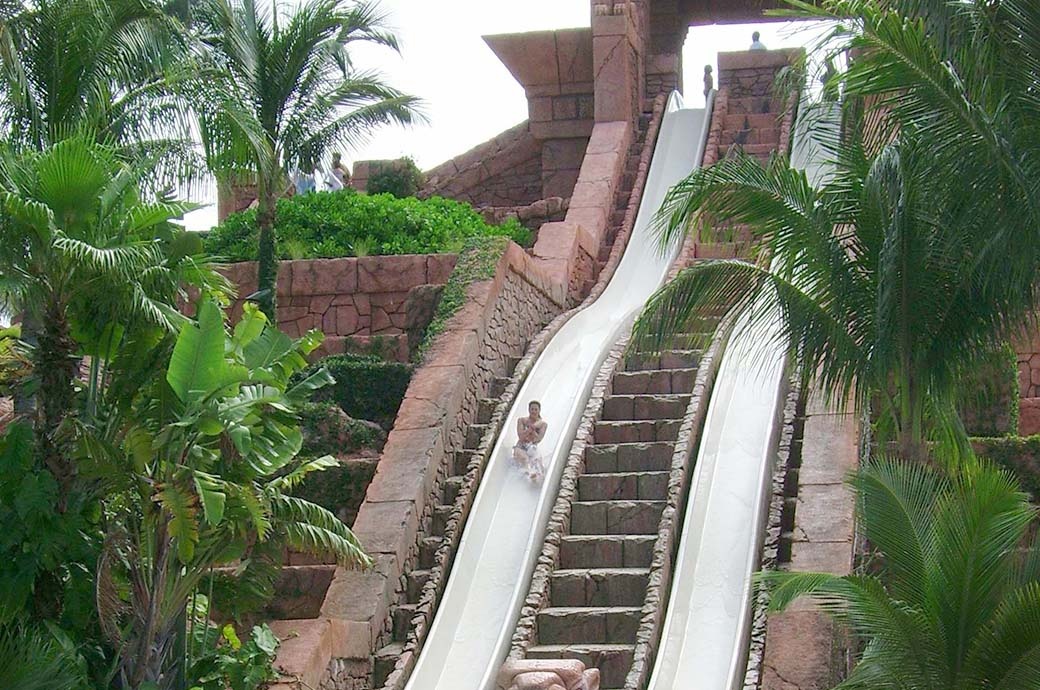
[714,94,786,165]
[372,351,524,688]
[520,336,711,690]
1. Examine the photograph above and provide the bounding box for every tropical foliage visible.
[634,0,1040,456]
[194,0,423,318]
[76,298,370,687]
[762,457,1040,689]
[0,0,198,185]
[204,189,531,261]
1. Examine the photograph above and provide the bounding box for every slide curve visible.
[404,92,715,690]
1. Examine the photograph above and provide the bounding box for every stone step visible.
[623,349,702,372]
[610,209,626,228]
[578,471,670,501]
[730,142,777,158]
[465,423,489,450]
[476,397,497,424]
[560,534,656,569]
[584,442,675,473]
[489,375,510,399]
[419,536,443,569]
[720,126,779,147]
[598,244,612,263]
[728,96,776,114]
[601,394,691,421]
[611,368,698,395]
[550,568,650,607]
[537,606,642,645]
[392,602,418,641]
[373,641,404,688]
[505,354,523,377]
[594,419,680,444]
[442,475,464,506]
[453,449,476,476]
[724,112,779,131]
[431,503,453,537]
[406,568,432,601]
[526,644,634,689]
[570,500,666,535]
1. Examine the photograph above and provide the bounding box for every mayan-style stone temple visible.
[256,2,859,690]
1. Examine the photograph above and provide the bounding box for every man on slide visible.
[513,401,547,484]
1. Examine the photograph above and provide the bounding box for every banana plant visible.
[79,296,369,689]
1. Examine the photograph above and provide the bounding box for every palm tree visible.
[633,123,1032,456]
[194,0,423,319]
[0,0,200,187]
[0,136,225,510]
[760,456,1040,689]
[785,0,1040,341]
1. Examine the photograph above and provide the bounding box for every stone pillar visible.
[591,2,644,123]
[645,0,685,100]
[717,48,803,102]
[484,29,596,200]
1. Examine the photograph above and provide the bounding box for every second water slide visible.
[645,102,840,690]
[404,92,714,690]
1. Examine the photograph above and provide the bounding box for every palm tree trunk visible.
[255,180,279,323]
[34,300,78,512]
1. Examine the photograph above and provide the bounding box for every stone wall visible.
[718,49,801,101]
[220,254,456,361]
[265,242,567,690]
[420,122,545,207]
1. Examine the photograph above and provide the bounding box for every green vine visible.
[415,236,509,362]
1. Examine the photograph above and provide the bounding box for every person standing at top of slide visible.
[327,152,349,190]
[513,401,548,484]
[750,31,767,51]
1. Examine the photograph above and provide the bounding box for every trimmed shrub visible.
[205,189,531,262]
[298,401,385,455]
[367,158,425,198]
[302,354,413,430]
[292,457,377,526]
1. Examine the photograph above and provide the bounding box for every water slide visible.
[645,102,839,690]
[404,92,715,690]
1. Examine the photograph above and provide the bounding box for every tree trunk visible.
[34,300,78,511]
[255,189,278,323]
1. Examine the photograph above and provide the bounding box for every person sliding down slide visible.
[512,401,547,484]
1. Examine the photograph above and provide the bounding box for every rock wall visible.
[220,254,457,361]
[420,123,546,207]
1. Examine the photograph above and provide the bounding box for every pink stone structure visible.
[498,659,601,690]
[220,254,456,361]
[1015,331,1040,434]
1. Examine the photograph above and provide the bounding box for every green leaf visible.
[232,302,267,352]
[194,472,227,526]
[168,298,227,404]
[222,624,241,651]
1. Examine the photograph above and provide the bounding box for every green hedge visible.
[302,354,413,430]
[204,189,531,261]
[971,435,1040,500]
[367,158,425,198]
[297,401,385,455]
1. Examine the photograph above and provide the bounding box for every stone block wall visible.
[220,254,456,361]
[718,49,801,101]
[421,123,545,207]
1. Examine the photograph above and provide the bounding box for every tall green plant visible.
[80,298,369,688]
[761,457,1040,689]
[0,136,224,511]
[194,0,423,319]
[633,127,1031,456]
[0,0,199,186]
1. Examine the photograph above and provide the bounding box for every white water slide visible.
[404,92,714,690]
[646,102,839,690]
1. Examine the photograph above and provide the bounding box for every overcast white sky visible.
[183,2,831,229]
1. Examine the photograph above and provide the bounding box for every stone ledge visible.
[718,48,803,72]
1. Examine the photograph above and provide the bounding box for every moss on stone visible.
[415,235,509,362]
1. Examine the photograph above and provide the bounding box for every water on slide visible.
[645,101,841,690]
[403,92,715,690]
